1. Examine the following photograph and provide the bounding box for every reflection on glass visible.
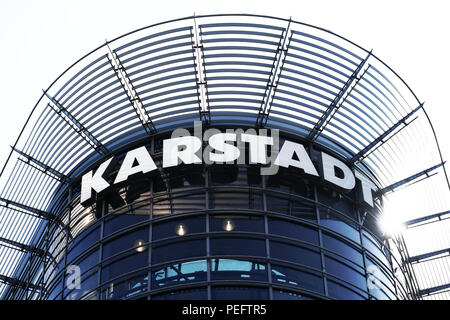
[223,219,234,231]
[104,274,148,300]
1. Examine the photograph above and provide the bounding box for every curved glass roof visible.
[0,14,448,299]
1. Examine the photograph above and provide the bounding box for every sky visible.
[0,0,448,171]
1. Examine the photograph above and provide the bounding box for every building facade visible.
[1,14,448,300]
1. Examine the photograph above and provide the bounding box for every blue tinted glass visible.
[363,232,391,268]
[101,250,148,283]
[211,259,267,281]
[48,277,63,300]
[152,216,205,240]
[323,234,363,266]
[366,259,396,299]
[269,218,318,244]
[76,248,99,276]
[324,256,367,290]
[211,237,266,256]
[152,260,207,289]
[211,286,269,300]
[152,239,206,264]
[271,264,324,294]
[317,187,356,220]
[210,191,257,210]
[270,241,321,269]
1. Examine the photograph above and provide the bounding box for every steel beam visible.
[307,50,372,141]
[375,162,446,197]
[420,283,450,297]
[44,91,109,156]
[351,104,423,163]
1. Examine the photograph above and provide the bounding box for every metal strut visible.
[375,162,446,197]
[106,43,157,134]
[351,103,423,163]
[43,91,109,156]
[191,16,211,124]
[256,18,292,127]
[11,147,71,184]
[307,50,372,141]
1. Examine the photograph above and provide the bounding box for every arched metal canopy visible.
[0,14,448,299]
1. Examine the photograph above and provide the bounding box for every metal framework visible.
[0,14,448,300]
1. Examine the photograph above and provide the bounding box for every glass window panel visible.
[324,255,367,290]
[102,272,148,300]
[270,240,321,269]
[267,194,290,215]
[152,216,205,240]
[74,248,99,276]
[104,214,149,236]
[210,215,264,233]
[366,258,397,300]
[211,237,266,257]
[64,270,98,300]
[211,286,269,300]
[152,260,207,289]
[211,259,267,281]
[323,233,363,266]
[363,231,392,269]
[317,186,357,221]
[210,191,257,210]
[171,193,205,214]
[320,209,360,243]
[103,227,149,259]
[101,250,148,283]
[68,224,100,257]
[268,218,318,245]
[273,289,314,300]
[152,287,208,300]
[327,279,367,300]
[266,167,315,199]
